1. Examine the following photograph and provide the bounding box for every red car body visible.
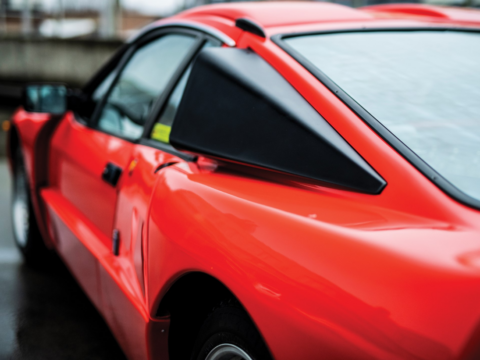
[7,2,480,359]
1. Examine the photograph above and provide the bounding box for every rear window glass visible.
[285,31,480,202]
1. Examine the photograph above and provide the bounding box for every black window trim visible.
[271,27,480,210]
[137,35,221,162]
[141,35,221,140]
[76,26,223,162]
[89,27,204,135]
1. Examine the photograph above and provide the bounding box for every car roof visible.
[132,2,480,45]
[177,2,372,28]
[179,1,480,27]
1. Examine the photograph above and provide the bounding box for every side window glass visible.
[73,69,117,122]
[97,34,197,140]
[92,71,117,102]
[151,41,218,144]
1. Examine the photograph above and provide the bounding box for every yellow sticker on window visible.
[151,123,171,144]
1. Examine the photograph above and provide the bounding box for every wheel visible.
[191,300,273,360]
[11,146,49,266]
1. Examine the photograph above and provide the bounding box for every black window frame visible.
[272,27,480,210]
[75,26,222,161]
[90,28,203,141]
[141,36,221,145]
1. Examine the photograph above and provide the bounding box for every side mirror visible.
[23,85,67,114]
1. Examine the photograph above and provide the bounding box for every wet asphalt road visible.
[0,159,128,359]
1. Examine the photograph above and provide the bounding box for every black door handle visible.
[102,162,122,186]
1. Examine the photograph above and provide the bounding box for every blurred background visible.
[0,0,479,152]
[0,0,477,154]
[0,1,479,225]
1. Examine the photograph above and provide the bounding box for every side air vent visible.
[170,48,386,194]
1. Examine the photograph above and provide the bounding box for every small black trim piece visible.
[139,138,197,162]
[235,18,266,38]
[154,162,178,174]
[112,229,120,256]
[271,27,480,210]
[171,48,386,194]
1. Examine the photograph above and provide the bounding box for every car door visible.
[43,30,201,315]
[98,37,221,360]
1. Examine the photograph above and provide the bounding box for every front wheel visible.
[11,147,49,266]
[191,301,273,360]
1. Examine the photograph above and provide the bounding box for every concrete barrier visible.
[0,36,123,87]
[0,36,124,156]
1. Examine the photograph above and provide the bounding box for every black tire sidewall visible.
[192,303,272,360]
[11,147,45,263]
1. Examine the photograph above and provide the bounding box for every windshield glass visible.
[285,31,480,202]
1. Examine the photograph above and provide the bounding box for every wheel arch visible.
[153,271,264,360]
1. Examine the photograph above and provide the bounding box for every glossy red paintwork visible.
[9,3,480,360]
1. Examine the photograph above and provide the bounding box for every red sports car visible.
[7,2,480,359]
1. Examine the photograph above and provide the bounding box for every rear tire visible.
[11,146,50,266]
[191,300,272,360]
